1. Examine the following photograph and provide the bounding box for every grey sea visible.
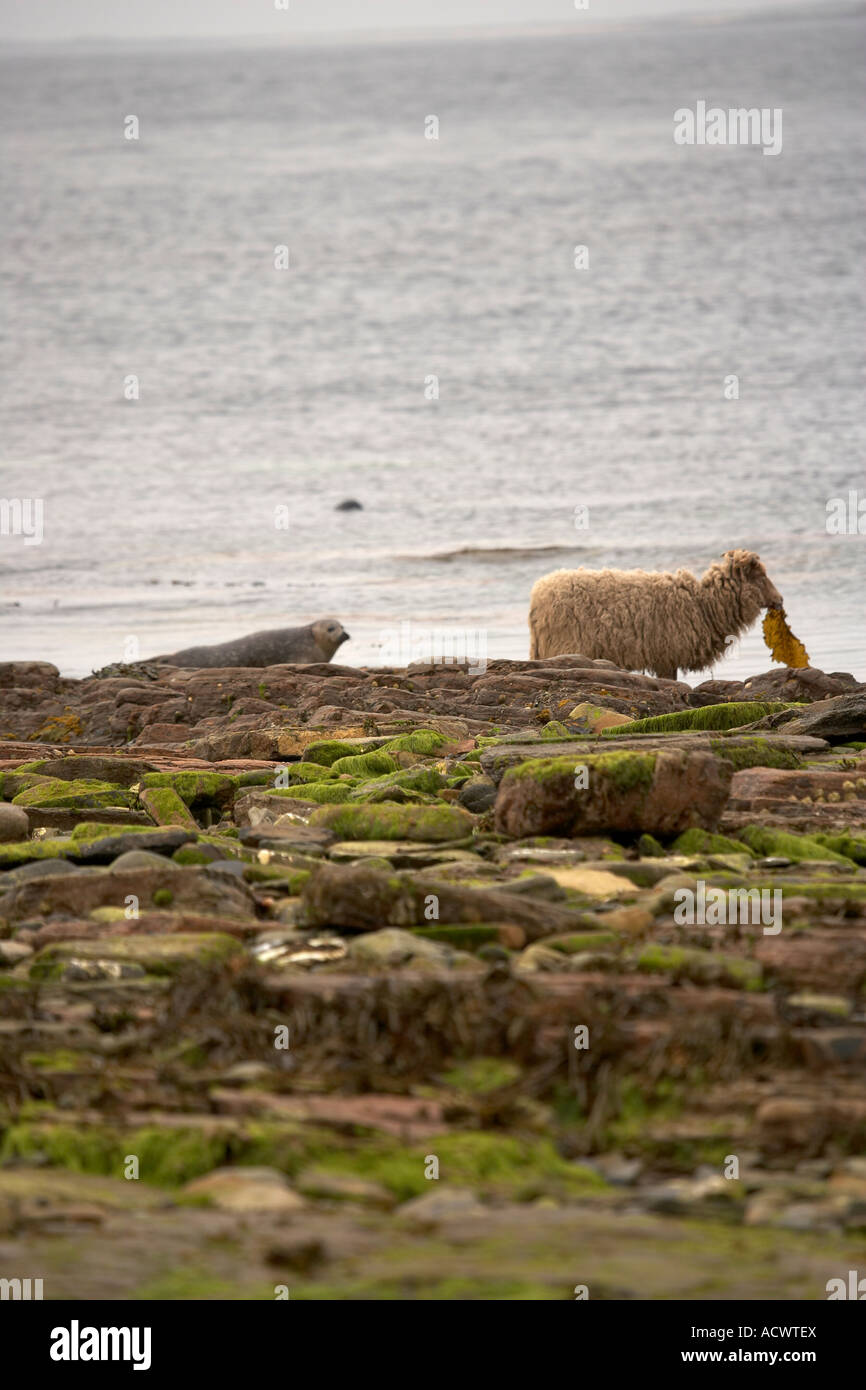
[1,5,864,679]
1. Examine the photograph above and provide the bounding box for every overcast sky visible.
[0,0,811,43]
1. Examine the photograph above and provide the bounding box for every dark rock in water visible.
[335,499,363,511]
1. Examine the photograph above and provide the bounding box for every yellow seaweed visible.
[762,608,810,669]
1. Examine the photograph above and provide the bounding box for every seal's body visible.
[154,617,350,668]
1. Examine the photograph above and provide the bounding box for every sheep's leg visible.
[654,665,679,682]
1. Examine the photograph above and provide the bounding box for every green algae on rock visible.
[494,749,732,839]
[672,828,755,857]
[139,785,199,829]
[11,777,137,810]
[329,751,398,778]
[275,762,337,784]
[380,730,449,755]
[29,932,245,981]
[603,702,799,736]
[268,782,355,804]
[349,767,446,800]
[635,943,763,990]
[302,739,370,767]
[738,825,857,866]
[709,738,802,771]
[141,771,236,810]
[309,802,474,843]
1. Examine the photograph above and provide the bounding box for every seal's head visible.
[721,549,783,611]
[311,617,351,660]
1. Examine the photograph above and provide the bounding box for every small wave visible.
[402,543,583,563]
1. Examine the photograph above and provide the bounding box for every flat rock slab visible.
[0,826,195,871]
[0,864,255,923]
[21,808,156,833]
[29,932,246,978]
[480,733,827,782]
[8,755,158,785]
[300,862,600,940]
[770,692,866,740]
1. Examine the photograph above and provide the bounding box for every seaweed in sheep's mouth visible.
[762,608,810,668]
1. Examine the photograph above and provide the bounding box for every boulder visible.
[494,749,732,839]
[0,803,29,843]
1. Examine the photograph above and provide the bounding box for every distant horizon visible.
[0,0,852,46]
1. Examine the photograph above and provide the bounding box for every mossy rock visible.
[603,702,798,736]
[232,770,278,788]
[329,751,399,778]
[814,832,866,866]
[738,825,855,866]
[0,821,194,868]
[69,821,155,843]
[380,730,448,755]
[709,739,802,771]
[303,740,372,767]
[22,1048,92,1073]
[673,828,755,858]
[0,1122,231,1187]
[195,831,243,857]
[11,778,137,810]
[28,933,244,981]
[0,772,55,800]
[540,720,572,740]
[140,771,235,809]
[0,837,77,867]
[171,846,215,866]
[140,784,198,828]
[268,782,355,804]
[546,931,620,954]
[350,767,446,800]
[88,906,128,923]
[439,1058,524,1094]
[274,762,337,785]
[506,750,657,794]
[637,833,665,858]
[635,943,762,990]
[309,802,474,843]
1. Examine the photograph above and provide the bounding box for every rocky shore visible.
[1,654,865,1300]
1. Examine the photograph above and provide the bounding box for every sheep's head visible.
[721,549,783,611]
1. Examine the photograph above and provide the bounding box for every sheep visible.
[528,550,783,681]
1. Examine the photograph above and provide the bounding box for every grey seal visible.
[153,617,350,669]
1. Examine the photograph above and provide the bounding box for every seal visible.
[153,617,350,669]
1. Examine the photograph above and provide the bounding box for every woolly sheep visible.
[528,550,783,681]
